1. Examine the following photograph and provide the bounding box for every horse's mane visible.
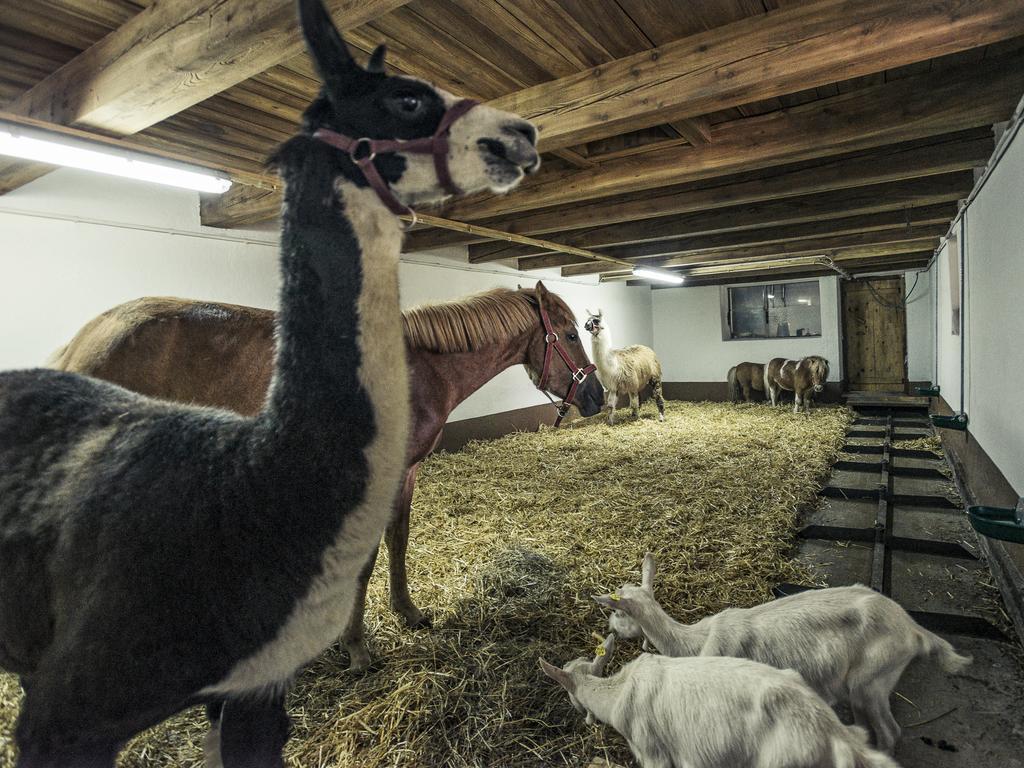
[402,287,574,354]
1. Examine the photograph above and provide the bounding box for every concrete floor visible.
[796,422,1024,768]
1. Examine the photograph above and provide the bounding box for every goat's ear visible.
[366,44,387,73]
[539,658,575,692]
[641,552,657,589]
[593,593,636,614]
[592,633,616,676]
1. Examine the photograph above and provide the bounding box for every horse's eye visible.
[567,332,578,342]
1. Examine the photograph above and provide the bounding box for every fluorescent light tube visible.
[0,124,231,194]
[633,267,685,284]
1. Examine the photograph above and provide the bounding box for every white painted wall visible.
[935,117,1024,493]
[904,267,934,383]
[0,168,653,423]
[650,276,843,382]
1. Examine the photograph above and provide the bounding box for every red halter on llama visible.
[0,1,541,764]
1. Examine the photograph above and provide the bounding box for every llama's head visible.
[523,282,604,418]
[296,0,539,208]
[592,552,657,641]
[583,309,604,338]
[803,356,830,393]
[538,632,616,721]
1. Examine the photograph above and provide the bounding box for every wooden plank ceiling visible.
[1,0,1023,285]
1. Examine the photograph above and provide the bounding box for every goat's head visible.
[538,632,616,721]
[522,282,604,417]
[295,0,539,207]
[592,552,657,641]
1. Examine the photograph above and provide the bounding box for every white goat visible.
[585,309,666,424]
[540,633,901,768]
[594,554,972,752]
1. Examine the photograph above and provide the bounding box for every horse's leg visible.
[607,388,618,424]
[768,381,777,407]
[218,692,290,768]
[386,465,430,629]
[340,542,380,671]
[741,382,752,402]
[652,379,666,421]
[629,391,640,419]
[793,389,802,414]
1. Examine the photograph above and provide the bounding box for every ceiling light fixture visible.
[632,267,685,285]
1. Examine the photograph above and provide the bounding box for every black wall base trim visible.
[663,381,845,403]
[934,396,1024,646]
[436,402,566,453]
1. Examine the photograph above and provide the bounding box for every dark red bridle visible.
[312,98,479,218]
[535,300,597,428]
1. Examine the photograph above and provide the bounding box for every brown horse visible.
[765,356,830,414]
[726,362,766,403]
[50,281,603,669]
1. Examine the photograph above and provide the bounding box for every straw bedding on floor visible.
[0,401,852,767]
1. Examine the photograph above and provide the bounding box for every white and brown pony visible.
[726,362,766,403]
[765,356,830,414]
[584,309,666,424]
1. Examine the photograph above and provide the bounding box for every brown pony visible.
[49,281,603,669]
[726,362,766,403]
[765,356,830,414]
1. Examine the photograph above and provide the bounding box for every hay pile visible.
[0,401,851,767]
[892,435,944,454]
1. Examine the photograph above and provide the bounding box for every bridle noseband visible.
[312,98,479,219]
[535,301,597,428]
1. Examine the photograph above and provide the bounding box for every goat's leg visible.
[629,392,640,419]
[340,542,380,671]
[386,465,430,629]
[607,388,618,424]
[218,692,290,768]
[652,379,666,421]
[850,685,900,753]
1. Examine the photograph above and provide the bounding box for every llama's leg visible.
[386,465,430,629]
[205,701,225,768]
[15,743,118,768]
[15,688,120,768]
[607,389,618,424]
[340,542,380,671]
[652,380,666,421]
[218,692,290,768]
[629,392,640,419]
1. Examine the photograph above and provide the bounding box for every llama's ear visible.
[366,44,387,73]
[539,658,575,692]
[299,0,363,93]
[641,552,657,589]
[585,308,596,318]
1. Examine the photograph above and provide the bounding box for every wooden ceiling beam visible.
[593,232,944,281]
[0,0,411,194]
[487,0,1024,152]
[405,130,992,251]
[515,201,958,272]
[438,55,1023,223]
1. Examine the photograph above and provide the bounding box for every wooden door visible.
[842,277,908,392]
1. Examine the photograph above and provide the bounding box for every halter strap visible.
[535,300,597,428]
[312,98,479,217]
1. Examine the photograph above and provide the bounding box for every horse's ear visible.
[366,44,387,73]
[535,280,550,299]
[299,0,365,96]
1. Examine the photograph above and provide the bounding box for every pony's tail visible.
[727,366,738,402]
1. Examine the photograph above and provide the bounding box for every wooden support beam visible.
[487,0,1024,151]
[473,171,972,264]
[591,232,943,280]
[625,252,935,287]
[406,130,992,251]
[668,117,713,145]
[441,55,1023,222]
[515,202,957,271]
[0,0,411,194]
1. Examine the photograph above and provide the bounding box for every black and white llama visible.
[0,0,539,765]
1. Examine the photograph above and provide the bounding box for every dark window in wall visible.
[724,280,822,340]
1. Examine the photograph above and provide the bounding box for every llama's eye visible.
[391,94,424,116]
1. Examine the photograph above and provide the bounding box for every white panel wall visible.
[0,168,652,423]
[904,267,934,383]
[934,241,963,412]
[650,276,843,382]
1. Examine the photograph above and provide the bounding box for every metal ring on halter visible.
[544,332,558,343]
[350,137,376,163]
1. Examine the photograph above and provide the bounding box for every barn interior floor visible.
[795,404,1024,768]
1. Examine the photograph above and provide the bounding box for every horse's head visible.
[295,0,539,207]
[805,356,830,393]
[583,309,604,338]
[522,282,603,418]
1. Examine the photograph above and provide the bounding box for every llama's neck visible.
[635,599,707,656]
[591,330,618,379]
[261,150,407,457]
